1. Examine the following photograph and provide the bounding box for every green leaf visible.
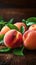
[0,34,11,53]
[0,16,6,30]
[7,24,19,31]
[0,34,4,44]
[26,22,35,26]
[0,34,4,41]
[0,47,11,52]
[0,22,7,30]
[0,16,4,22]
[0,22,6,25]
[8,18,14,24]
[26,17,36,26]
[13,46,24,56]
[20,26,25,34]
[22,19,26,24]
[0,40,4,44]
[0,16,3,20]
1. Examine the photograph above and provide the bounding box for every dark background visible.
[0,0,36,21]
[0,0,36,8]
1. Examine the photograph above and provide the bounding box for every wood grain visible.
[0,8,36,22]
[0,50,36,65]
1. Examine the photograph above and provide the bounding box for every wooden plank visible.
[0,8,36,21]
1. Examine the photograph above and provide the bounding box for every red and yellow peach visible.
[4,29,23,48]
[29,24,36,31]
[14,22,27,31]
[1,26,10,35]
[23,30,36,50]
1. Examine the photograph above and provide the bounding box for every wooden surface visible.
[0,8,36,22]
[0,50,36,65]
[0,8,36,65]
[0,0,36,8]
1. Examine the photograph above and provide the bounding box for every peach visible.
[4,30,23,48]
[23,30,36,50]
[1,26,10,35]
[14,22,27,31]
[29,24,36,31]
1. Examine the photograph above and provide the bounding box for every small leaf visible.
[13,46,24,56]
[0,40,4,44]
[0,16,4,22]
[0,34,4,41]
[0,22,7,30]
[0,16,7,30]
[0,16,3,20]
[26,17,36,26]
[22,19,26,24]
[26,21,35,26]
[0,22,6,25]
[0,34,4,44]
[0,47,11,52]
[0,34,11,53]
[8,18,14,24]
[7,24,19,31]
[20,26,25,34]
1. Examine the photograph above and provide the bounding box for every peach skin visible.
[1,26,10,35]
[29,24,36,31]
[4,30,23,48]
[14,22,27,31]
[23,30,36,50]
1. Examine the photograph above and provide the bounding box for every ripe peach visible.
[23,30,36,50]
[4,30,23,48]
[29,24,36,31]
[1,26,10,34]
[14,22,27,31]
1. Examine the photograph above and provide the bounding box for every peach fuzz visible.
[4,30,23,48]
[1,26,10,35]
[29,24,36,31]
[14,22,27,31]
[23,30,36,50]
